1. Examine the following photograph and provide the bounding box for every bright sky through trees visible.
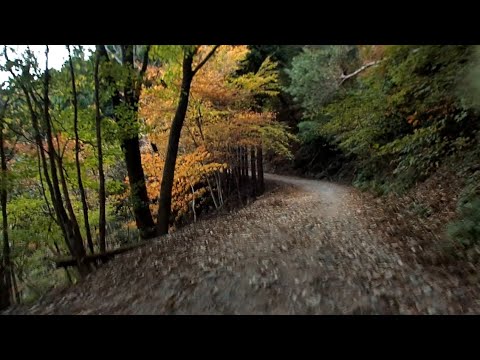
[0,45,95,84]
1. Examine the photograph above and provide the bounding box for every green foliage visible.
[240,45,302,73]
[150,45,184,65]
[457,169,480,210]
[286,45,479,193]
[260,122,297,160]
[285,47,341,117]
[233,56,280,97]
[446,197,480,262]
[106,179,126,196]
[457,45,480,110]
[0,45,139,303]
[297,120,320,143]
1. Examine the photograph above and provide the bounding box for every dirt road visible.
[5,174,478,314]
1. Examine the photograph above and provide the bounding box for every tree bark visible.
[256,145,264,194]
[56,153,86,264]
[156,50,194,236]
[250,147,257,197]
[11,268,20,303]
[99,45,156,239]
[121,45,157,239]
[156,46,219,236]
[94,46,107,253]
[243,146,249,186]
[0,98,12,310]
[0,264,9,310]
[237,147,242,187]
[68,46,94,254]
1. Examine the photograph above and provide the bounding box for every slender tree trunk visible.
[0,99,12,310]
[0,264,8,305]
[190,184,197,222]
[122,137,155,237]
[250,147,257,197]
[43,47,87,275]
[205,176,219,209]
[122,45,156,239]
[156,46,219,236]
[238,147,243,183]
[94,46,106,254]
[237,147,242,188]
[243,147,247,184]
[256,145,264,194]
[11,268,20,304]
[68,46,94,254]
[157,51,194,236]
[1,124,12,306]
[57,155,85,259]
[215,171,224,207]
[227,146,234,196]
[27,92,73,257]
[24,87,70,252]
[234,165,242,204]
[243,146,249,186]
[5,49,84,271]
[241,147,248,200]
[0,264,9,310]
[233,147,242,203]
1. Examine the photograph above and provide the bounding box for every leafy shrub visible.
[446,197,480,262]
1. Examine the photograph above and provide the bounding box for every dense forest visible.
[1,45,480,314]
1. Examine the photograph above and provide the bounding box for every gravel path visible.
[4,173,479,314]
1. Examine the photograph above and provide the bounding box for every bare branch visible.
[339,60,382,84]
[104,45,122,64]
[192,45,220,75]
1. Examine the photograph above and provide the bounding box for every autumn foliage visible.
[124,45,293,229]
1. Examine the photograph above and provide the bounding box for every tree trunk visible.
[239,147,243,183]
[122,45,156,239]
[250,147,257,197]
[43,47,88,275]
[256,145,264,194]
[156,51,194,236]
[56,154,86,263]
[95,46,107,254]
[156,46,219,236]
[122,136,156,237]
[0,99,12,310]
[205,175,219,209]
[0,264,9,310]
[243,146,249,186]
[11,268,20,304]
[26,90,74,258]
[68,46,94,254]
[98,45,155,240]
[6,48,87,273]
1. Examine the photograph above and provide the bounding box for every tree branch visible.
[98,45,110,62]
[135,45,151,98]
[105,45,122,64]
[192,45,220,75]
[339,60,382,84]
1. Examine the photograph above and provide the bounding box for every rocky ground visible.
[4,173,480,314]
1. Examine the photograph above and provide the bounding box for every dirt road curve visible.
[4,174,478,314]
